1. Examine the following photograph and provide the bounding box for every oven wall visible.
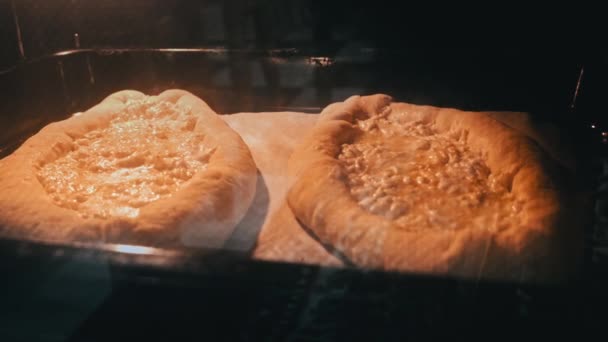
[0,1,19,71]
[2,1,592,67]
[0,0,602,135]
[5,0,321,62]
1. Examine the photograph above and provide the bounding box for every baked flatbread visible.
[0,89,257,248]
[287,94,580,283]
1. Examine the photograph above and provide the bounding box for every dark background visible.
[1,1,606,128]
[1,1,605,118]
[0,0,601,68]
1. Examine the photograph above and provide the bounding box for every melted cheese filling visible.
[338,111,522,232]
[38,98,215,219]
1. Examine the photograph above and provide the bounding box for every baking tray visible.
[0,48,606,340]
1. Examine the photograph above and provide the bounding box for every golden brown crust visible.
[0,89,257,248]
[287,94,581,283]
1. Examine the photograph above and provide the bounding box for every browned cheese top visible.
[38,98,215,219]
[338,111,522,232]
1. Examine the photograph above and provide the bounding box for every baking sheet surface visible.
[222,112,343,266]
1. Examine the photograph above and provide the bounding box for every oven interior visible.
[1,1,607,340]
